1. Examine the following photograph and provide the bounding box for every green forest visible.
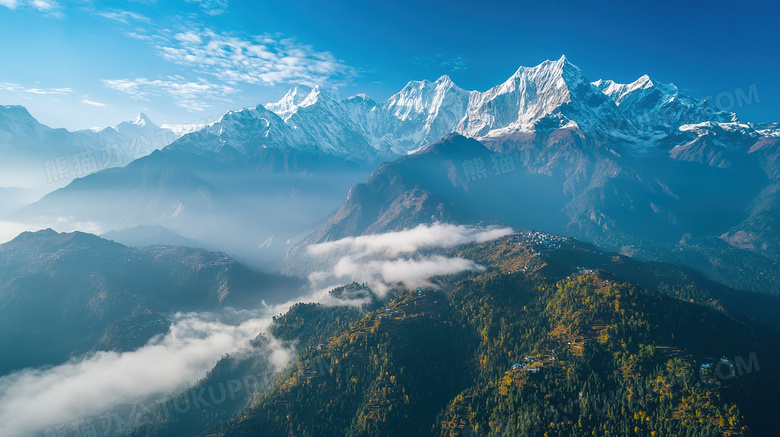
[128,236,780,437]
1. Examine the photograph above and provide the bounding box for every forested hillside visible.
[129,235,779,437]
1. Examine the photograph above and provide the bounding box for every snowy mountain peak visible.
[594,75,680,106]
[347,93,377,105]
[636,74,654,87]
[510,55,583,84]
[435,75,454,85]
[133,113,151,127]
[265,84,341,122]
[265,84,316,116]
[454,56,600,137]
[592,74,739,137]
[299,84,333,107]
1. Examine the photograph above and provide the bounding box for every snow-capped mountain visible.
[13,57,780,277]
[376,75,473,153]
[270,85,378,160]
[268,57,780,293]
[252,55,752,163]
[263,58,620,155]
[175,104,301,156]
[456,56,617,138]
[593,75,737,137]
[0,106,176,187]
[160,55,758,167]
[78,113,176,155]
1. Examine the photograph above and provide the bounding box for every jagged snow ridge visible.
[178,56,758,161]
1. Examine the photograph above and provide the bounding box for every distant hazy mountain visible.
[10,126,372,267]
[0,106,176,187]
[101,225,206,248]
[0,229,303,375]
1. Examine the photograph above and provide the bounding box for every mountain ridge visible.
[10,57,780,276]
[0,106,177,188]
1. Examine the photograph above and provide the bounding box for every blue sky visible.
[0,0,777,130]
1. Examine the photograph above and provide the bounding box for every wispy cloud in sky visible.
[0,0,63,17]
[95,18,355,112]
[413,53,468,72]
[79,98,106,107]
[2,1,360,127]
[185,0,228,16]
[30,0,58,13]
[156,28,354,87]
[102,76,236,111]
[98,10,150,24]
[24,87,73,95]
[1,82,73,96]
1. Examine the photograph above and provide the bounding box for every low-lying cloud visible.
[0,312,290,437]
[308,223,512,296]
[308,223,513,257]
[331,255,484,291]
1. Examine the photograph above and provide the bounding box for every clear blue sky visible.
[0,0,777,130]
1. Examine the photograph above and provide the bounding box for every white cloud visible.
[30,0,57,12]
[0,312,292,437]
[0,0,18,10]
[308,223,511,296]
[0,82,23,92]
[1,83,73,95]
[185,0,228,16]
[1,0,65,17]
[309,223,513,257]
[98,10,150,24]
[156,28,354,87]
[102,76,236,112]
[0,278,359,437]
[79,98,106,107]
[330,255,485,296]
[125,30,152,41]
[25,87,72,95]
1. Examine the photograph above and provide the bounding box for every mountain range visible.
[3,55,780,436]
[0,107,176,187]
[6,57,780,290]
[0,108,177,216]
